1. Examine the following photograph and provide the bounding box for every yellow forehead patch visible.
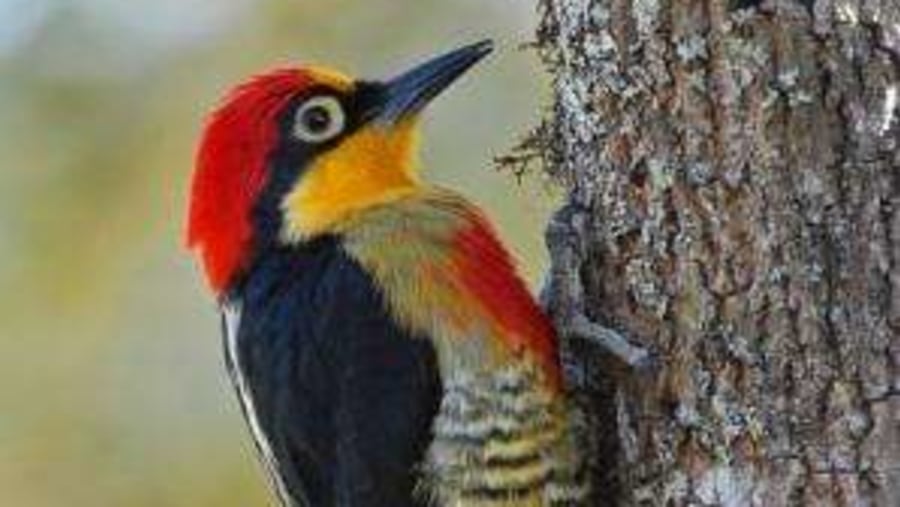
[304,65,353,92]
[281,120,422,240]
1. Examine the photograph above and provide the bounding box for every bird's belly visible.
[420,363,587,506]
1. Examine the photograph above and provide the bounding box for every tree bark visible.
[533,1,899,505]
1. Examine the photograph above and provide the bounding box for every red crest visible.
[186,69,311,294]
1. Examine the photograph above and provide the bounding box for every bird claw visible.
[565,312,656,375]
[543,203,658,377]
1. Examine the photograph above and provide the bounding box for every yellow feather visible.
[304,66,353,92]
[281,120,421,239]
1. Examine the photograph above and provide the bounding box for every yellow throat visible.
[281,119,421,240]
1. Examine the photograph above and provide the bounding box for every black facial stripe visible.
[351,81,389,124]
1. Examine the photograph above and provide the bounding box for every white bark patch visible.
[694,465,758,507]
[836,3,860,25]
[881,85,897,135]
[676,34,708,63]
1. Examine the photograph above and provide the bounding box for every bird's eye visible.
[292,96,346,143]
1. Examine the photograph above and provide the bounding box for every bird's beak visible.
[377,39,494,125]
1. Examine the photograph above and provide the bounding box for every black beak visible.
[377,39,494,125]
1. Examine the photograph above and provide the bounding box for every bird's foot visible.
[560,311,657,376]
[542,203,657,376]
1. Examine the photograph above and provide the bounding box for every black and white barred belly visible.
[420,363,588,506]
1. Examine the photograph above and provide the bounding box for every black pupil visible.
[303,105,331,133]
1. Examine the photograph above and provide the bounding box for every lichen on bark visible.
[534,0,900,505]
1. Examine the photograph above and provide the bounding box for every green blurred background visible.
[0,1,556,505]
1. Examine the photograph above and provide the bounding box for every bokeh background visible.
[0,1,557,505]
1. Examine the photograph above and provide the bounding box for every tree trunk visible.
[533,1,899,505]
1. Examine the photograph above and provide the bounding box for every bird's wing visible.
[313,254,443,506]
[228,244,442,507]
[221,302,305,507]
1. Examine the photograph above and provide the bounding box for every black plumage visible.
[225,238,442,506]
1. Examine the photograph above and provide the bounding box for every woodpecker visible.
[186,40,586,507]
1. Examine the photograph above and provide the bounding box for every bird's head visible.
[186,40,493,294]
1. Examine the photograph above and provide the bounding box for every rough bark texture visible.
[533,1,899,505]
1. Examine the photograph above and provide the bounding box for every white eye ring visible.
[292,95,346,143]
